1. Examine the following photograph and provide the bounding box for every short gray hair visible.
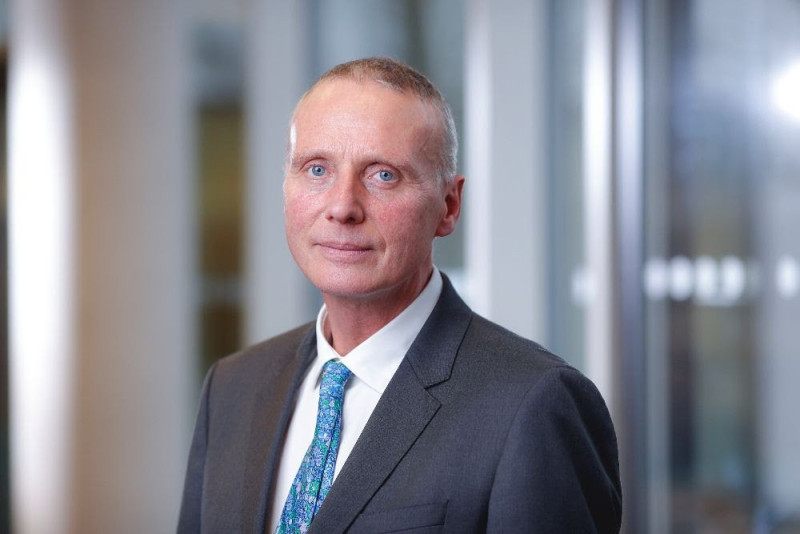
[293,57,458,185]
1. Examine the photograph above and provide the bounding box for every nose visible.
[324,171,365,224]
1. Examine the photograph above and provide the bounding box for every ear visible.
[435,175,465,237]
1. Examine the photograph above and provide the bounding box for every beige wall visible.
[9,0,195,531]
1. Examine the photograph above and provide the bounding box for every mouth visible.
[315,241,374,260]
[317,241,371,252]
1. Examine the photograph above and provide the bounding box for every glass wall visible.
[642,0,800,531]
[545,0,800,530]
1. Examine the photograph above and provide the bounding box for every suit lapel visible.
[308,275,473,533]
[242,326,317,534]
[307,359,439,533]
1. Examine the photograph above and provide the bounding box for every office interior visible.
[2,0,800,532]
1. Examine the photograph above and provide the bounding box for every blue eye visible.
[309,165,326,177]
[376,170,395,182]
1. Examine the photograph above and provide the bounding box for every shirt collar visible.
[314,267,443,394]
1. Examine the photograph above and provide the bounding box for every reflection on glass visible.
[771,62,800,123]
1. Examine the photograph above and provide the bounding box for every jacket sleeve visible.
[177,363,218,533]
[486,366,622,533]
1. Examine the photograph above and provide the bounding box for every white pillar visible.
[9,0,76,530]
[582,0,615,404]
[464,0,548,341]
[9,0,195,531]
[244,0,314,344]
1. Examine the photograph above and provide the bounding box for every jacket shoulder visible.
[452,312,609,414]
[462,313,569,373]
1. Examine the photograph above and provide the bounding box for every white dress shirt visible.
[268,268,443,531]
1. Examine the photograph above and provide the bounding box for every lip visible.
[315,241,374,260]
[317,241,372,252]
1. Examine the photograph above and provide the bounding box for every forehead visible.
[291,79,439,158]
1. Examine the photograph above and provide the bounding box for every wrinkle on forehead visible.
[288,80,442,179]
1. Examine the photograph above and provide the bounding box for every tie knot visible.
[320,360,350,401]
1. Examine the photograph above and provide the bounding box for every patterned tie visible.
[276,360,351,533]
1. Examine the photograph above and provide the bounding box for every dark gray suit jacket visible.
[178,276,622,533]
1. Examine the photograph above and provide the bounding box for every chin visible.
[307,269,382,299]
[317,282,385,301]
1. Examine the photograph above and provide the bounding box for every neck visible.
[322,268,433,356]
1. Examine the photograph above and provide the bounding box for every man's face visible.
[284,79,462,304]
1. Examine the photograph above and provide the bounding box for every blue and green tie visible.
[276,360,351,533]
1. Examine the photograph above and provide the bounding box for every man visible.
[179,57,621,533]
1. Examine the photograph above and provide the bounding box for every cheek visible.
[378,197,442,252]
[284,203,312,255]
[284,196,316,262]
[284,190,315,229]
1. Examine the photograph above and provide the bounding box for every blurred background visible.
[2,0,800,532]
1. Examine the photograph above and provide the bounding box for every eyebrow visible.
[287,150,329,171]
